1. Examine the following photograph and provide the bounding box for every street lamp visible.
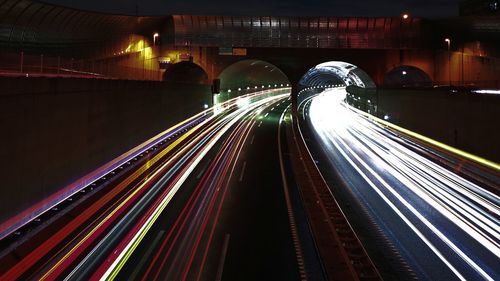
[153,33,160,45]
[400,13,410,48]
[445,38,451,85]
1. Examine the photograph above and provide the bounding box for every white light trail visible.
[307,88,499,280]
[98,93,290,281]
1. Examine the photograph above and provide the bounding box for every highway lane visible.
[203,98,302,281]
[0,89,290,280]
[302,88,500,280]
[92,94,292,281]
[112,95,306,281]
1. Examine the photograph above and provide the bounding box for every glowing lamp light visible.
[203,103,209,109]
[402,71,407,75]
[153,33,160,45]
[384,114,390,120]
[472,89,500,95]
[402,14,409,19]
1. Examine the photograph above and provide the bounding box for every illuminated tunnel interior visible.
[163,61,209,84]
[218,59,290,97]
[297,61,376,109]
[299,61,376,90]
[384,65,432,88]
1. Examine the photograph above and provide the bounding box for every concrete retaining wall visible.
[346,86,500,163]
[0,77,211,223]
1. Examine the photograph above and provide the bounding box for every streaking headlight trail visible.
[306,88,499,281]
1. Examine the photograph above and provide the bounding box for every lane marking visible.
[239,161,247,182]
[129,230,165,280]
[278,105,308,281]
[215,234,231,281]
[196,158,212,179]
[250,134,255,145]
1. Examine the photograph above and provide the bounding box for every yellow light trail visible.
[351,105,500,173]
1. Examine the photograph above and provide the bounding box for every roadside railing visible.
[0,52,163,81]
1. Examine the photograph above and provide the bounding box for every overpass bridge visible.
[1,0,500,87]
[169,14,500,88]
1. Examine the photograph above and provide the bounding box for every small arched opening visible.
[163,61,209,84]
[384,65,432,88]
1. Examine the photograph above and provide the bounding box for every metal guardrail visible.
[286,108,382,281]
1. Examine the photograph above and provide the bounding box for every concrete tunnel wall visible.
[378,89,500,162]
[347,86,500,163]
[0,77,211,224]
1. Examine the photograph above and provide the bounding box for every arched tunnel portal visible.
[296,61,376,108]
[384,65,433,88]
[299,61,376,89]
[163,61,209,84]
[215,59,290,103]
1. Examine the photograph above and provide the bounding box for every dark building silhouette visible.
[460,0,499,15]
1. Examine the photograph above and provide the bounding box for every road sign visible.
[219,47,233,55]
[232,48,247,56]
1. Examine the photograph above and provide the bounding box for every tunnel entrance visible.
[384,65,432,88]
[163,61,209,84]
[218,59,290,90]
[299,61,376,90]
[216,59,290,101]
[296,61,376,109]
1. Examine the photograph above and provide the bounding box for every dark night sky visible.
[43,0,461,17]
